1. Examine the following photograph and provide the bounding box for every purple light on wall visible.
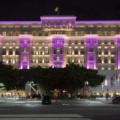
[54,24,57,27]
[72,24,75,27]
[19,36,31,69]
[117,37,120,69]
[86,36,97,69]
[66,24,69,27]
[42,24,45,28]
[60,24,63,27]
[0,21,42,24]
[75,21,120,24]
[52,37,64,68]
[41,16,76,20]
[48,24,51,28]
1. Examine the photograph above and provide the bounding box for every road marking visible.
[0,114,83,118]
[0,109,10,110]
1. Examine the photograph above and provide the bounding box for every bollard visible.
[30,96,32,101]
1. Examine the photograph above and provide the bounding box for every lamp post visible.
[29,81,33,100]
[84,81,89,101]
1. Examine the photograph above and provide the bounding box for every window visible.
[67,48,72,55]
[111,49,115,55]
[24,40,27,44]
[68,41,72,44]
[89,56,94,61]
[98,40,101,44]
[39,32,42,36]
[89,48,94,52]
[98,57,101,63]
[23,66,27,69]
[75,32,78,36]
[56,40,62,44]
[2,32,6,36]
[104,40,108,44]
[111,57,115,63]
[104,57,108,63]
[54,48,63,54]
[45,48,49,55]
[111,40,114,44]
[97,31,102,36]
[111,66,114,70]
[24,32,28,34]
[38,48,42,55]
[9,32,13,36]
[45,32,48,36]
[104,50,108,55]
[74,57,78,63]
[81,57,85,63]
[89,39,94,44]
[54,56,63,61]
[98,50,101,54]
[80,31,85,36]
[39,58,42,63]
[98,66,101,70]
[23,48,27,52]
[75,40,78,44]
[44,58,49,63]
[68,57,72,63]
[23,56,27,61]
[15,49,19,55]
[9,49,13,55]
[81,40,84,44]
[32,32,37,36]
[105,66,108,70]
[81,49,84,54]
[74,49,78,55]
[15,32,19,36]
[2,48,6,55]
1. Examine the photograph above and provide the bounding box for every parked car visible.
[112,96,120,104]
[42,95,51,104]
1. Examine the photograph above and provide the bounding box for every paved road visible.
[0,100,120,120]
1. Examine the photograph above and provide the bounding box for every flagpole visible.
[58,7,59,16]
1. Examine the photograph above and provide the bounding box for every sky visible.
[0,0,120,21]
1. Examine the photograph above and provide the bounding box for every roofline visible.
[0,21,42,24]
[76,21,120,24]
[41,16,77,20]
[0,20,120,24]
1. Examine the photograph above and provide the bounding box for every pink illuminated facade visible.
[0,16,120,95]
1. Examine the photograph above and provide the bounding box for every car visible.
[112,96,120,104]
[42,95,51,104]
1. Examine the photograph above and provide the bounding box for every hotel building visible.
[0,16,120,96]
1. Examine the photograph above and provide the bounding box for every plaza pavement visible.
[0,97,111,105]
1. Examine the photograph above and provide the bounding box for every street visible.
[0,99,120,120]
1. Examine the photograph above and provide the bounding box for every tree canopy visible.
[0,62,105,94]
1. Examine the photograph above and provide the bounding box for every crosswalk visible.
[0,114,91,120]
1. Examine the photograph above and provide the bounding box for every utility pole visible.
[30,82,31,100]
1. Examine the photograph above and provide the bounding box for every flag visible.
[54,6,59,12]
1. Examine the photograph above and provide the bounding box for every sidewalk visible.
[95,97,112,104]
[0,98,41,104]
[0,98,106,105]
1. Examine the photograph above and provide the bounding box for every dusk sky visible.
[0,0,120,21]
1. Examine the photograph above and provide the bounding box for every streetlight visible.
[29,81,33,100]
[25,81,34,100]
[84,81,89,101]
